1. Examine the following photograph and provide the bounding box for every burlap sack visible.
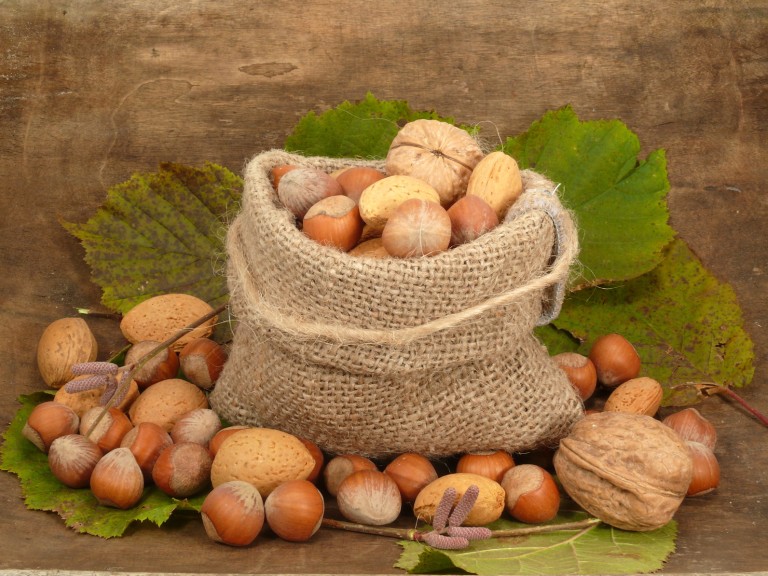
[210,149,584,458]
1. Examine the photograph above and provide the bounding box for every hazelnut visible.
[22,401,80,453]
[663,408,717,450]
[48,434,103,489]
[501,464,560,523]
[686,441,720,497]
[552,352,597,401]
[447,194,499,246]
[201,480,265,547]
[264,479,325,542]
[270,164,298,191]
[124,340,179,389]
[302,195,364,252]
[178,338,228,390]
[381,198,452,257]
[456,450,515,483]
[277,167,344,219]
[152,442,212,498]
[80,407,134,452]
[90,447,144,509]
[120,422,173,482]
[298,437,325,484]
[323,454,378,497]
[336,470,402,526]
[384,453,438,502]
[588,333,641,388]
[170,408,222,447]
[335,166,386,204]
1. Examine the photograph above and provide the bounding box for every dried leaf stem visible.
[76,307,123,321]
[82,302,229,438]
[321,516,601,542]
[703,383,768,428]
[669,381,768,429]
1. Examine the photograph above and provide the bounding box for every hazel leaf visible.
[62,162,242,314]
[284,92,468,159]
[503,105,675,288]
[397,512,677,575]
[542,238,754,404]
[0,393,205,538]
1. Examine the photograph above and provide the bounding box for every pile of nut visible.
[552,336,719,530]
[274,119,522,257]
[23,294,719,546]
[19,120,719,546]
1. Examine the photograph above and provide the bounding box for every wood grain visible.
[1,0,767,573]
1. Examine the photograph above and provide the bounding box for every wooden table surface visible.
[2,1,767,574]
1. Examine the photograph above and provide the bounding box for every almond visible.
[358,175,441,233]
[119,294,216,352]
[413,472,505,526]
[37,317,98,388]
[466,151,523,221]
[603,376,664,417]
[128,378,209,431]
[54,370,139,417]
[211,428,316,498]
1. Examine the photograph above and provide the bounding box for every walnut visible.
[385,119,484,207]
[553,411,693,531]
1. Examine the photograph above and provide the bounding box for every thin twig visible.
[484,517,601,538]
[321,518,422,541]
[711,386,768,428]
[321,516,601,542]
[670,381,768,430]
[107,343,133,364]
[76,308,123,321]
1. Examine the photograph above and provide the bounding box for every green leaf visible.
[284,92,466,159]
[548,238,754,404]
[396,513,677,575]
[62,162,242,314]
[503,106,675,288]
[0,393,207,538]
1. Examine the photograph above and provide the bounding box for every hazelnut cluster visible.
[25,306,721,547]
[273,120,523,258]
[552,332,721,501]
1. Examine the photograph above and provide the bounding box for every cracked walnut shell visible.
[554,411,693,531]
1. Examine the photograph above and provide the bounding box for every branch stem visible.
[717,387,768,428]
[321,516,601,542]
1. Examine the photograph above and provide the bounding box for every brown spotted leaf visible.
[62,162,241,313]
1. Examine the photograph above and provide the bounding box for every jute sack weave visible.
[210,149,585,458]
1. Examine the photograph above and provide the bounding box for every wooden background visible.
[2,1,767,574]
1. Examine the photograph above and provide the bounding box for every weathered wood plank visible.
[1,0,766,573]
